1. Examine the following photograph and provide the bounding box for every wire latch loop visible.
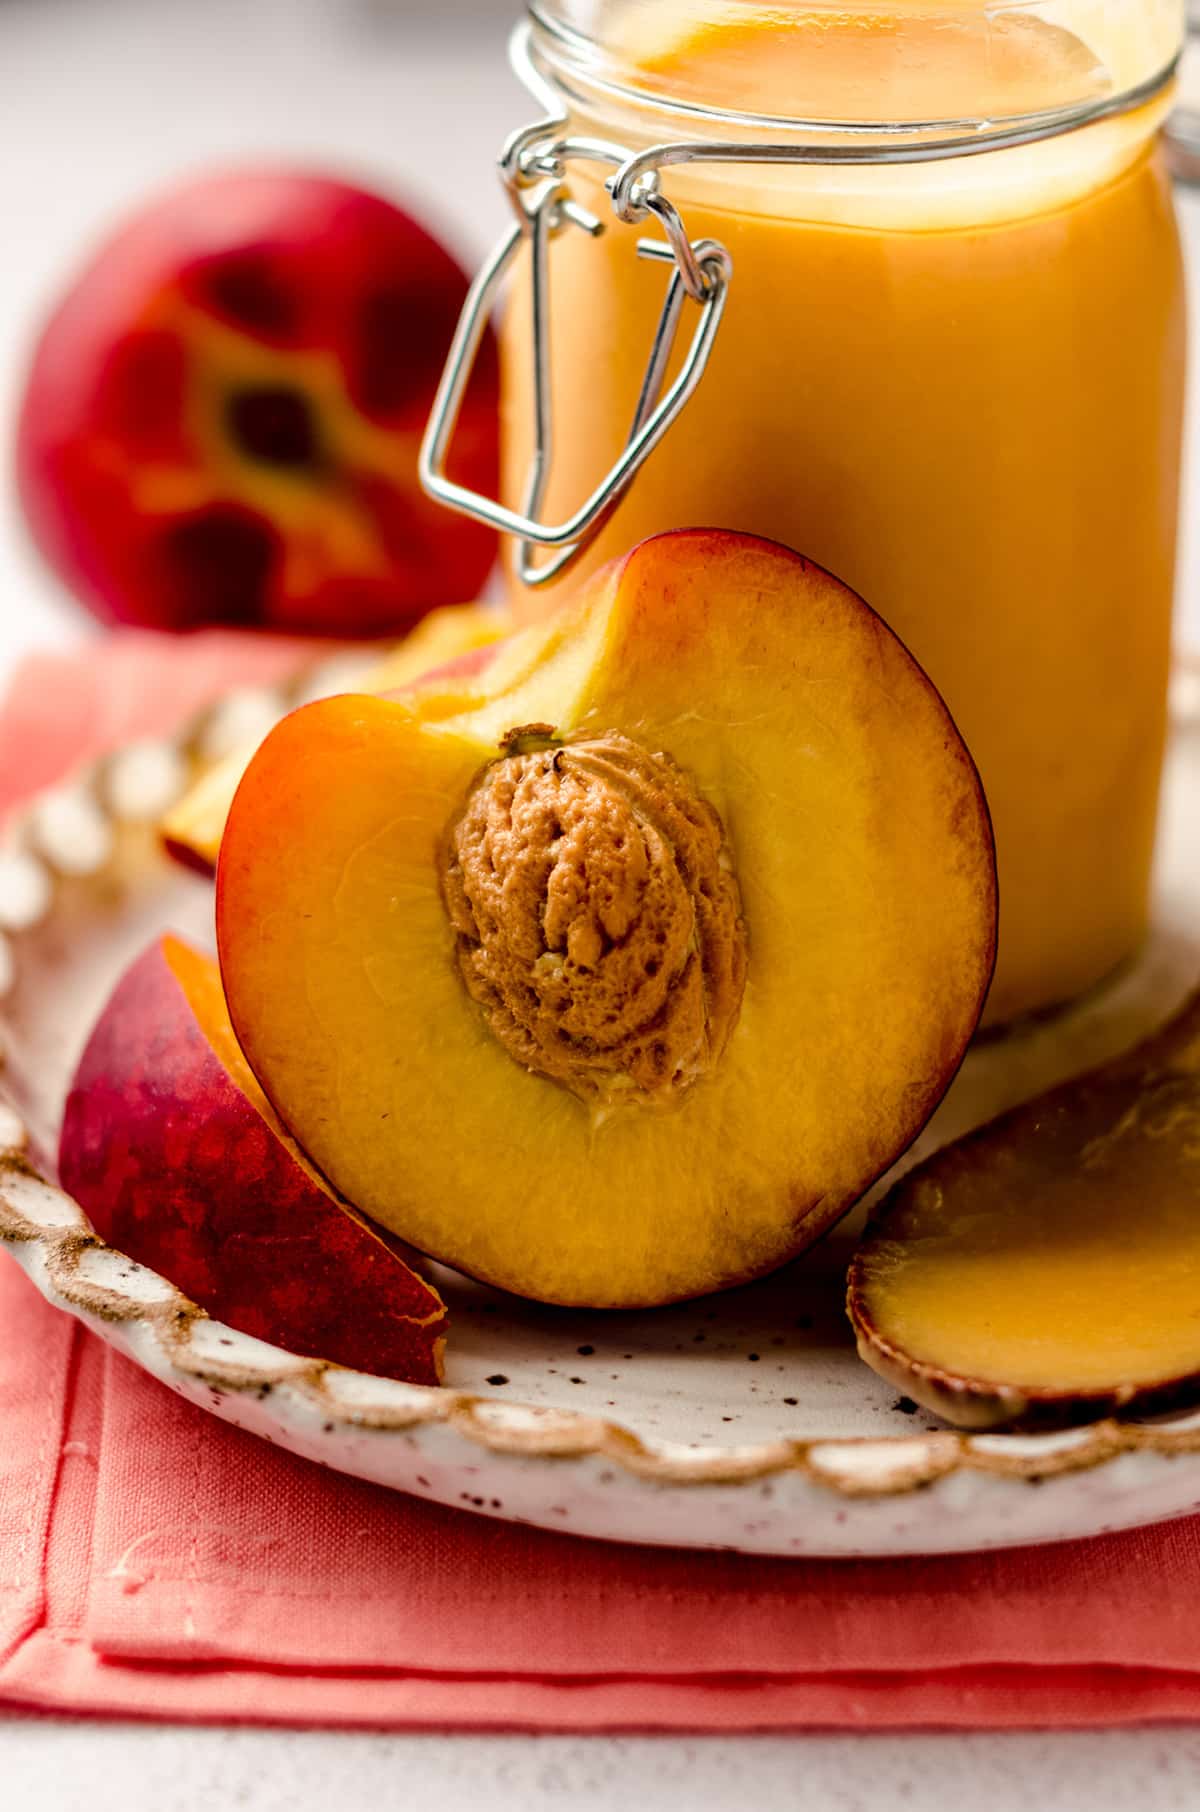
[419,122,732,587]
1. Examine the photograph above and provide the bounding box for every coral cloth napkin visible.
[4,629,1200,1733]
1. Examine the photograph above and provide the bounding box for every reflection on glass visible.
[1166,0,1200,178]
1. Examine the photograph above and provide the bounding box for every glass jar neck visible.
[525,2,1183,157]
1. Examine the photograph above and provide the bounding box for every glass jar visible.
[424,1,1187,1028]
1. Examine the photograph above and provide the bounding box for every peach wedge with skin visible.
[59,934,447,1382]
[848,988,1200,1431]
[217,530,998,1309]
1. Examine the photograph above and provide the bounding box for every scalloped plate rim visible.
[1,652,1199,1558]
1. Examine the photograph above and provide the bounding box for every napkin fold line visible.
[6,1649,1200,1732]
[0,1316,81,1674]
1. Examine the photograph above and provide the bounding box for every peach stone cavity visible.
[440,726,748,1111]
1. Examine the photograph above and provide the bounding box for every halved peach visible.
[160,601,510,875]
[59,934,447,1381]
[849,989,1200,1430]
[217,530,997,1308]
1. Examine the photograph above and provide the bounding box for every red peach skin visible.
[17,167,498,636]
[58,935,447,1383]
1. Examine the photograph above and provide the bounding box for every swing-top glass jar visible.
[422,1,1187,1027]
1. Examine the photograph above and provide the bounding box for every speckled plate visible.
[2,657,1200,1558]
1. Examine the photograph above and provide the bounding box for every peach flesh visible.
[217,530,998,1309]
[159,601,509,877]
[849,988,1200,1431]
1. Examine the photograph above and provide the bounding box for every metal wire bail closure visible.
[419,113,733,587]
[421,18,1180,587]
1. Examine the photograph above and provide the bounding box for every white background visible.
[2,1,1200,1805]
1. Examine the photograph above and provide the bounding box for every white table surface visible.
[2,2,1200,1806]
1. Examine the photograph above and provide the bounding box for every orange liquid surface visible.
[502,6,1186,1025]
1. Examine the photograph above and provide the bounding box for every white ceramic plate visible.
[2,658,1200,1558]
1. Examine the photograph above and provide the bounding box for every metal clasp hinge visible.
[419,147,732,588]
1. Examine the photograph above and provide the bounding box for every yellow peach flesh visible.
[160,603,509,873]
[851,995,1200,1417]
[217,531,997,1308]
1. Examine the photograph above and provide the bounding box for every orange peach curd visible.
[501,3,1185,1025]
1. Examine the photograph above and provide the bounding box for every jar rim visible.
[525,2,1182,156]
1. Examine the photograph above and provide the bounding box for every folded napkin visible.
[3,629,1200,1732]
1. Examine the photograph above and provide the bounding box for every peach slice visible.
[59,934,447,1381]
[848,990,1200,1430]
[160,601,509,875]
[217,530,997,1309]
